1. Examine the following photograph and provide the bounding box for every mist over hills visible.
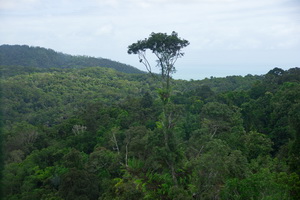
[0,44,143,74]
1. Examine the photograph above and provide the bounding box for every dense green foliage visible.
[0,45,143,74]
[1,61,300,199]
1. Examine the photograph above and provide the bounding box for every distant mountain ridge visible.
[0,44,144,74]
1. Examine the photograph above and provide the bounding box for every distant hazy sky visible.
[1,0,299,80]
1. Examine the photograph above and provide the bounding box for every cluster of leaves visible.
[128,32,189,79]
[0,45,143,74]
[1,66,300,199]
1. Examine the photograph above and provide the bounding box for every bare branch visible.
[111,130,120,155]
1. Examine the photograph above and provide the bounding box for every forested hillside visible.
[0,45,143,74]
[1,63,300,199]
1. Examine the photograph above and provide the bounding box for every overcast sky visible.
[1,0,300,80]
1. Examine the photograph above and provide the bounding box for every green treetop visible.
[128,31,189,103]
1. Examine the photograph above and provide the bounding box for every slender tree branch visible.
[111,130,120,155]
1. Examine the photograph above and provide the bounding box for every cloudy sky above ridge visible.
[0,0,300,79]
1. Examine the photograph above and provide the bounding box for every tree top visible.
[128,31,189,57]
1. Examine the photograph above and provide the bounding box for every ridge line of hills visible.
[0,44,144,74]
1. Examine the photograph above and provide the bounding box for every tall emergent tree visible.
[128,31,189,104]
[128,31,189,185]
